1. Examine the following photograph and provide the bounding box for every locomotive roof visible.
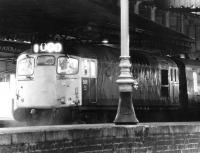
[17,52,67,61]
[19,45,178,69]
[130,52,178,68]
[66,44,179,68]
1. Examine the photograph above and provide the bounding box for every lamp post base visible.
[114,92,138,125]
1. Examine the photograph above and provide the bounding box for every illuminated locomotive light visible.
[33,44,39,53]
[46,42,54,53]
[54,43,62,52]
[40,43,46,52]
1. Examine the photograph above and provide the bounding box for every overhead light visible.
[180,54,185,59]
[23,41,31,44]
[102,39,109,44]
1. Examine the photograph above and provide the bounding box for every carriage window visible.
[90,60,96,77]
[161,70,168,85]
[161,69,169,97]
[17,57,34,76]
[170,69,173,81]
[37,55,55,65]
[83,59,89,76]
[174,69,177,82]
[57,57,79,75]
[193,72,198,92]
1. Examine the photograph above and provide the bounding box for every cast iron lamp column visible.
[114,0,138,124]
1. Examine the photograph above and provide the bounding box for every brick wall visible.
[1,123,200,153]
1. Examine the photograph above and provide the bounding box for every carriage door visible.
[170,68,179,104]
[161,69,169,98]
[81,58,97,105]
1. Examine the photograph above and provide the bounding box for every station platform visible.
[0,122,200,152]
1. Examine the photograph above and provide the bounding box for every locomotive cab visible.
[13,50,97,123]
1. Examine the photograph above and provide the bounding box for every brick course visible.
[0,123,200,152]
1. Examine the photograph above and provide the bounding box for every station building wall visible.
[0,60,15,120]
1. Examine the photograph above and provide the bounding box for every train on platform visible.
[12,42,200,124]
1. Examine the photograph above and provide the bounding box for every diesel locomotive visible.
[12,43,200,124]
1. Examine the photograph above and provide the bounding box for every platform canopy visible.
[0,0,194,57]
[0,0,122,43]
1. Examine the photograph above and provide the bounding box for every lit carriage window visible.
[57,57,79,75]
[90,61,96,77]
[17,57,34,76]
[83,59,89,76]
[37,55,55,65]
[193,72,198,92]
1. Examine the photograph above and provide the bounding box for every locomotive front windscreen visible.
[17,57,34,76]
[37,55,55,65]
[57,57,79,74]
